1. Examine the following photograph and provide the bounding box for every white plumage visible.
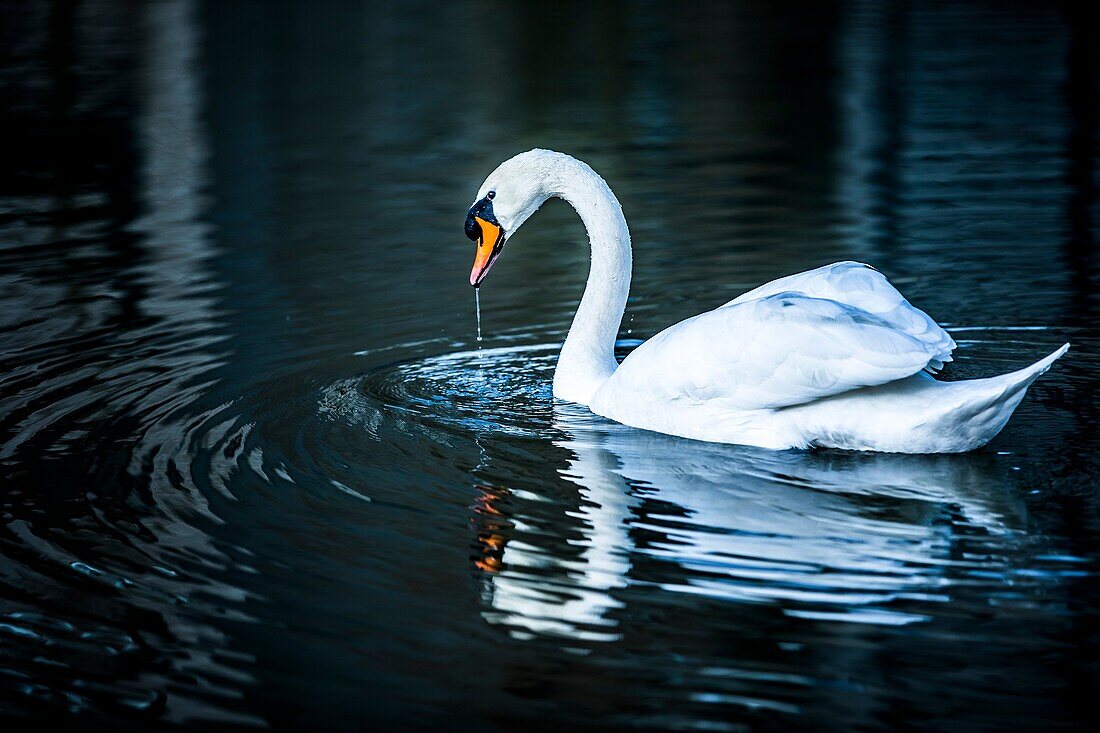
[469,150,1068,453]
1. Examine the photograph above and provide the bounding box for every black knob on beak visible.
[465,212,482,242]
[465,193,499,242]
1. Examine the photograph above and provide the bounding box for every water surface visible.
[1,1,1098,730]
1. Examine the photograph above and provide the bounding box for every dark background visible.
[1,1,1098,731]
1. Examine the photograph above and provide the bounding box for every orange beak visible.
[469,217,505,287]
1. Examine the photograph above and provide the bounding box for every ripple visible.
[326,343,564,439]
[3,2,1098,726]
[311,341,1086,648]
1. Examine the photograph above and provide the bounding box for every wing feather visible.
[603,292,944,411]
[723,261,956,366]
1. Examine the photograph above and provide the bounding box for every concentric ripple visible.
[325,343,566,439]
[3,0,1100,727]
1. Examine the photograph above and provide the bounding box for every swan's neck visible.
[549,162,632,405]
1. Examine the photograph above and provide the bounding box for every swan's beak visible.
[469,218,505,287]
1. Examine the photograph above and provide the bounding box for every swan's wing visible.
[724,261,956,368]
[605,293,944,411]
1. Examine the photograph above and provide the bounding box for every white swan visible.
[464,149,1069,453]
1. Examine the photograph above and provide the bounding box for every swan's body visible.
[466,149,1068,453]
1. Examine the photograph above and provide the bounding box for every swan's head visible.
[465,149,559,287]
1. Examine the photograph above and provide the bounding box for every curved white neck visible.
[546,160,632,405]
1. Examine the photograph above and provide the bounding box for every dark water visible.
[2,0,1099,730]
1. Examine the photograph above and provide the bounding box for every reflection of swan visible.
[464,149,1068,452]
[472,459,636,643]
[474,405,1028,640]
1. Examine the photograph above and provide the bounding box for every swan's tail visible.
[944,342,1070,450]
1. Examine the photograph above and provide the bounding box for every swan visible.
[464,149,1069,453]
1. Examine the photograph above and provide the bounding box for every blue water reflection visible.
[0,0,1097,730]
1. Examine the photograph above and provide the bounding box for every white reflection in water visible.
[477,402,1027,640]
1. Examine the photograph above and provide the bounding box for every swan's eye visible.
[487,190,495,200]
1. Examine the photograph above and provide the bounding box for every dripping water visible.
[475,287,483,342]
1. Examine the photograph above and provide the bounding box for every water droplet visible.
[475,288,483,342]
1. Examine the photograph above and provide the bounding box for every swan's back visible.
[724,261,956,369]
[594,289,944,414]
